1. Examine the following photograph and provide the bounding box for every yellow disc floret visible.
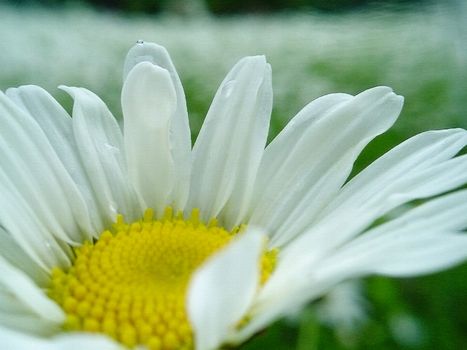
[48,208,277,350]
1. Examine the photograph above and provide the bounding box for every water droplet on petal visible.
[221,80,236,98]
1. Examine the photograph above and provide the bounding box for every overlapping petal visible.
[249,87,403,246]
[123,42,191,209]
[122,62,179,215]
[188,230,265,350]
[187,56,272,226]
[317,190,467,277]
[60,86,141,224]
[0,256,64,334]
[0,92,92,246]
[0,228,48,286]
[281,129,467,268]
[5,86,99,234]
[238,130,467,343]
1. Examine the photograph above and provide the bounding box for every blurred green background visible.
[1,0,466,349]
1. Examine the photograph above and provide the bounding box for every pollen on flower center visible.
[48,208,277,350]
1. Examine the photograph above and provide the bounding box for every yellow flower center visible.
[48,208,277,350]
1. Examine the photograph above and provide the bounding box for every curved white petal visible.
[345,232,467,277]
[218,64,273,228]
[0,279,62,336]
[237,130,467,343]
[0,284,61,335]
[188,229,265,350]
[60,86,141,224]
[249,87,403,246]
[325,129,467,215]
[124,41,191,209]
[0,326,123,350]
[282,128,467,268]
[246,93,351,236]
[0,256,64,324]
[0,326,50,350]
[122,62,178,215]
[0,311,59,337]
[317,190,467,278]
[0,92,92,244]
[51,335,124,350]
[0,227,48,286]
[240,190,467,343]
[0,168,70,270]
[187,56,272,225]
[5,85,97,235]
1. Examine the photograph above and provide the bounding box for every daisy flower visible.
[1,41,467,350]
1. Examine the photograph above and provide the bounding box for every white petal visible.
[122,62,177,215]
[0,284,61,335]
[0,91,91,244]
[0,326,123,350]
[325,129,467,215]
[246,93,351,234]
[351,232,467,277]
[0,227,48,286]
[0,156,71,270]
[257,131,467,327]
[242,190,467,342]
[49,333,124,350]
[60,86,141,224]
[187,56,272,225]
[0,256,64,323]
[282,128,467,268]
[249,87,403,246]
[0,311,59,337]
[6,85,99,234]
[219,64,273,228]
[0,326,50,350]
[318,190,467,278]
[188,229,265,350]
[123,41,191,209]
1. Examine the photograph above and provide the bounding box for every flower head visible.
[1,41,467,350]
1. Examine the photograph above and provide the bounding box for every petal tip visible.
[241,54,267,65]
[128,61,170,80]
[124,41,172,81]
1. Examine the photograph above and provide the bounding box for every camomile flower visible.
[1,41,467,350]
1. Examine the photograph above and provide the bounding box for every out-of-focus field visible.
[1,2,467,349]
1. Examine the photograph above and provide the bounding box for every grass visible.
[1,2,467,349]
